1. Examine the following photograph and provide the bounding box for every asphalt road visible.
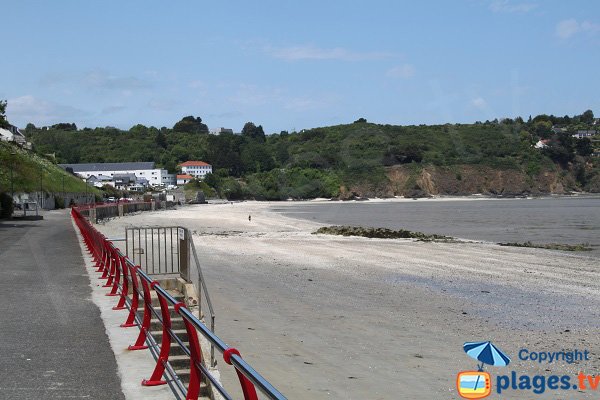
[0,209,125,399]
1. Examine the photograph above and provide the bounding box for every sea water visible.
[272,196,600,258]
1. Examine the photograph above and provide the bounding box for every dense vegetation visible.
[18,111,600,199]
[0,141,99,197]
[0,100,9,129]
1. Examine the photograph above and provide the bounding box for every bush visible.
[55,196,65,209]
[0,192,14,218]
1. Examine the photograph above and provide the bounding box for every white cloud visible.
[207,111,243,120]
[228,83,336,112]
[39,70,152,93]
[471,97,488,110]
[7,95,88,125]
[189,80,205,89]
[266,45,393,61]
[38,72,70,87]
[228,84,287,106]
[148,98,179,112]
[386,64,415,79]
[489,0,537,13]
[101,105,127,115]
[556,19,581,39]
[84,71,151,91]
[284,94,337,112]
[556,18,600,39]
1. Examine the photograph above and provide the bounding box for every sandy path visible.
[95,201,600,399]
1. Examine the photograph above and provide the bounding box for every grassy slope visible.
[0,141,99,194]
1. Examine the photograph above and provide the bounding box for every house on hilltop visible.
[209,127,235,135]
[572,130,597,139]
[0,125,31,148]
[179,161,212,179]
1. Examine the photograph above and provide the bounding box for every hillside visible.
[0,141,97,197]
[23,114,600,199]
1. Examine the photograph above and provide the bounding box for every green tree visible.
[203,172,220,189]
[207,133,243,175]
[533,120,552,139]
[173,116,209,134]
[155,130,167,149]
[130,124,149,135]
[220,177,244,199]
[575,138,593,157]
[581,109,594,125]
[241,142,275,173]
[241,122,266,142]
[0,100,8,128]
[24,123,38,135]
[542,132,575,166]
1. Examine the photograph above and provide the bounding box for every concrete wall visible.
[12,192,96,210]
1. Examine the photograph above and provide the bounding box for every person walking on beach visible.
[248,214,252,222]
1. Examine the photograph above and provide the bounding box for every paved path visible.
[0,210,125,399]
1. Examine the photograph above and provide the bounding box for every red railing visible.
[71,207,287,400]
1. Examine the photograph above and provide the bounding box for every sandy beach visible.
[95,200,600,399]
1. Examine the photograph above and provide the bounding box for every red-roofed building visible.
[176,174,194,185]
[179,161,213,179]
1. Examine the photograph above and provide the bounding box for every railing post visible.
[142,283,171,387]
[175,302,203,400]
[107,248,122,297]
[223,349,259,400]
[178,227,190,281]
[121,265,141,327]
[128,276,152,351]
[112,254,128,309]
[103,245,118,287]
[100,241,111,278]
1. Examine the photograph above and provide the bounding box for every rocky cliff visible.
[343,164,599,198]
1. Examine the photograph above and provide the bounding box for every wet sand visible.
[95,201,600,399]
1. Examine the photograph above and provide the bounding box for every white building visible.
[59,162,176,189]
[0,125,30,148]
[572,130,597,139]
[176,174,193,185]
[209,127,235,135]
[179,161,212,179]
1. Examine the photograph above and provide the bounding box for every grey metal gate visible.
[125,226,189,277]
[124,225,216,363]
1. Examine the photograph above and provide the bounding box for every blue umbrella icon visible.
[463,341,510,392]
[464,341,511,370]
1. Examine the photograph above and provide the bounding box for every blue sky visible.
[2,0,599,132]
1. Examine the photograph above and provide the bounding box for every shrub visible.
[0,192,14,218]
[55,196,65,209]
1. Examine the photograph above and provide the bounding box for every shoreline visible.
[204,191,600,206]
[94,203,600,399]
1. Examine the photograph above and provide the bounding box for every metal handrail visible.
[189,232,217,366]
[123,250,252,399]
[71,206,288,400]
[178,307,287,400]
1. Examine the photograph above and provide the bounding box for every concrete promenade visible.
[0,209,125,399]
